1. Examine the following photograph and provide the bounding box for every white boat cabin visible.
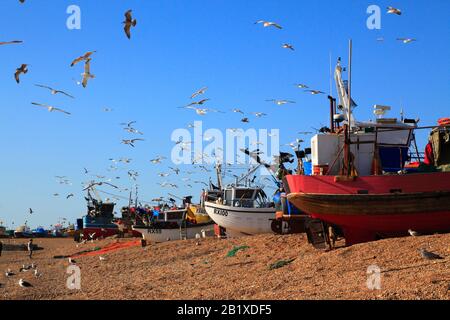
[220,186,272,208]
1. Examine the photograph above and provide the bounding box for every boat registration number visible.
[147,228,162,234]
[214,208,228,217]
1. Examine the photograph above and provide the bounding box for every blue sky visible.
[0,0,449,229]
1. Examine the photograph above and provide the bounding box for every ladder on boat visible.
[179,212,188,240]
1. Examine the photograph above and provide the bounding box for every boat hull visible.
[132,223,215,243]
[285,172,450,245]
[204,202,276,236]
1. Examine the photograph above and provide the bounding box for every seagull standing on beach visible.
[19,279,32,288]
[408,229,420,237]
[419,248,444,260]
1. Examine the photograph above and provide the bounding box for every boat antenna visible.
[348,39,352,130]
[329,51,332,96]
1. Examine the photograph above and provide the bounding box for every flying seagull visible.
[305,89,325,95]
[295,84,309,89]
[387,6,402,15]
[191,87,208,99]
[397,38,417,44]
[0,40,23,46]
[70,51,96,67]
[15,64,28,83]
[123,10,137,39]
[187,98,210,107]
[255,20,282,29]
[282,43,295,51]
[35,84,75,98]
[150,156,166,164]
[121,138,144,147]
[266,99,296,105]
[32,102,71,115]
[81,58,95,88]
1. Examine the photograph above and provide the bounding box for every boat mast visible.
[348,39,352,132]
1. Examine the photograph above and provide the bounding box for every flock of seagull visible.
[1,3,417,230]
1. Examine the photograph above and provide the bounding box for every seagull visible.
[419,248,444,260]
[5,269,15,277]
[14,64,28,83]
[34,84,75,99]
[169,167,180,175]
[19,279,32,288]
[282,43,295,51]
[81,58,95,88]
[0,40,23,46]
[191,87,208,99]
[241,118,250,123]
[71,51,96,67]
[158,172,170,177]
[295,84,309,89]
[121,138,144,147]
[182,106,222,116]
[252,112,267,118]
[82,181,118,191]
[29,208,33,215]
[266,99,296,105]
[408,229,420,237]
[66,193,74,199]
[31,102,71,115]
[187,99,210,107]
[150,156,166,164]
[397,38,417,44]
[123,9,137,39]
[255,20,282,29]
[305,89,325,95]
[232,108,245,114]
[387,6,402,15]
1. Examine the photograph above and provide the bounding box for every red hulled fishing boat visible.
[284,42,450,246]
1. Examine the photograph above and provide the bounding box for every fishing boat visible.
[204,185,277,236]
[0,225,6,238]
[132,204,214,243]
[14,225,33,238]
[75,188,119,241]
[285,42,450,247]
[203,163,278,237]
